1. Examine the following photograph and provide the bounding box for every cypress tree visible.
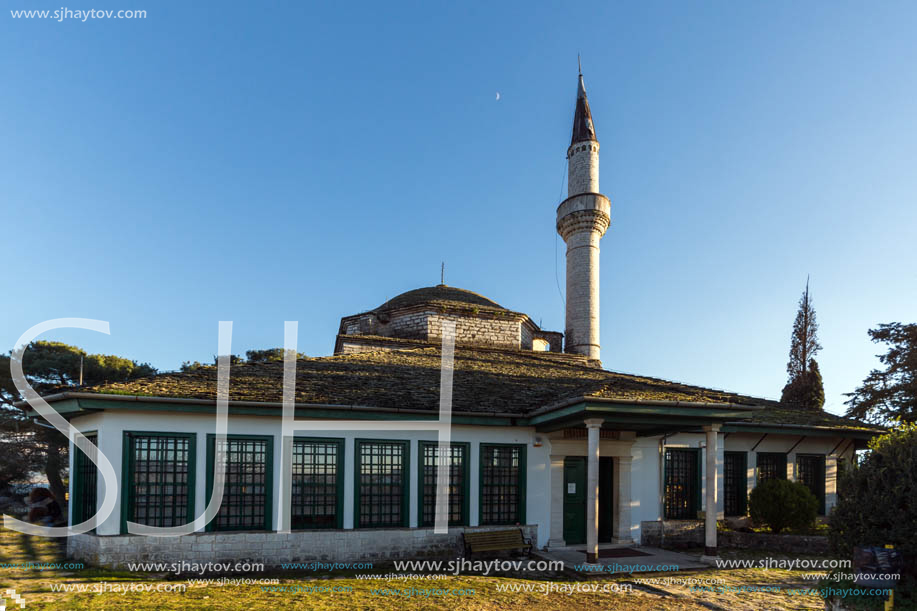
[781,280,825,410]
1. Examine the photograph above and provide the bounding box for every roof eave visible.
[721,421,885,439]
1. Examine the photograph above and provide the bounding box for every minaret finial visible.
[578,53,582,76]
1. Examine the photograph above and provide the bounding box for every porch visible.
[532,397,761,563]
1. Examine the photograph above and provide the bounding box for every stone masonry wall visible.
[340,310,523,350]
[67,525,538,569]
[718,531,829,554]
[563,229,601,359]
[427,314,521,349]
[520,323,533,350]
[640,520,704,548]
[567,142,599,196]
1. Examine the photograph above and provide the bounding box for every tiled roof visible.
[374,285,506,313]
[740,405,882,432]
[64,347,794,412]
[70,342,880,432]
[86,345,766,414]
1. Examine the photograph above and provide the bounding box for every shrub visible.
[748,479,818,534]
[829,423,917,561]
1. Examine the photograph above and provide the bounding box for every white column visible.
[547,455,566,549]
[585,418,603,562]
[702,425,720,561]
[614,455,634,544]
[343,437,355,529]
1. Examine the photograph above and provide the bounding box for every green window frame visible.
[72,432,98,527]
[664,448,701,519]
[354,439,410,528]
[120,432,196,533]
[291,437,344,530]
[418,441,469,527]
[206,434,273,532]
[796,454,826,515]
[757,452,788,484]
[479,444,526,526]
[723,451,748,517]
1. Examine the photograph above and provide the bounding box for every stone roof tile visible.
[78,344,880,432]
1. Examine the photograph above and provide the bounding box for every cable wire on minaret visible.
[554,158,567,311]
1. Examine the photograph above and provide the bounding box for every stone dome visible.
[375,285,506,312]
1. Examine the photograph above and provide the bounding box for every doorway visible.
[563,456,614,545]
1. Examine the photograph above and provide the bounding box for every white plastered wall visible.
[68,410,552,544]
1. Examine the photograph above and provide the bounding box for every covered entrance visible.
[563,456,613,545]
[534,398,761,561]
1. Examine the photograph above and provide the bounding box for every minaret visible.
[557,66,611,360]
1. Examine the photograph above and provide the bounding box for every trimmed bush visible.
[748,479,818,534]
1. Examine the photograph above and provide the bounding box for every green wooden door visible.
[563,457,586,545]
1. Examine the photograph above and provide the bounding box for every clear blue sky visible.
[2,1,915,415]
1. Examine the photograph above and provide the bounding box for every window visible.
[122,432,195,531]
[72,433,98,526]
[664,448,699,519]
[418,442,469,527]
[206,435,273,531]
[723,451,747,517]
[797,454,826,515]
[757,452,788,484]
[291,438,344,529]
[480,444,526,525]
[355,440,409,528]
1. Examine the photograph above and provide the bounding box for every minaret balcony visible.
[556,193,611,241]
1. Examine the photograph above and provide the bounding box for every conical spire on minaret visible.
[571,59,596,144]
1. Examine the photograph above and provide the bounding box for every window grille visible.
[291,438,342,529]
[757,452,787,484]
[664,448,699,519]
[356,440,408,528]
[125,433,194,527]
[209,436,271,531]
[480,444,525,525]
[796,454,826,515]
[723,451,747,516]
[419,442,467,527]
[74,433,98,526]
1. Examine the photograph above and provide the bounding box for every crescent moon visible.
[495,92,501,101]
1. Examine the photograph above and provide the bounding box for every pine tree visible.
[844,322,917,424]
[781,280,825,410]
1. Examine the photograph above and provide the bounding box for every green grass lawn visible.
[0,526,864,610]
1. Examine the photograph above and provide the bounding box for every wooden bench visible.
[463,529,532,557]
